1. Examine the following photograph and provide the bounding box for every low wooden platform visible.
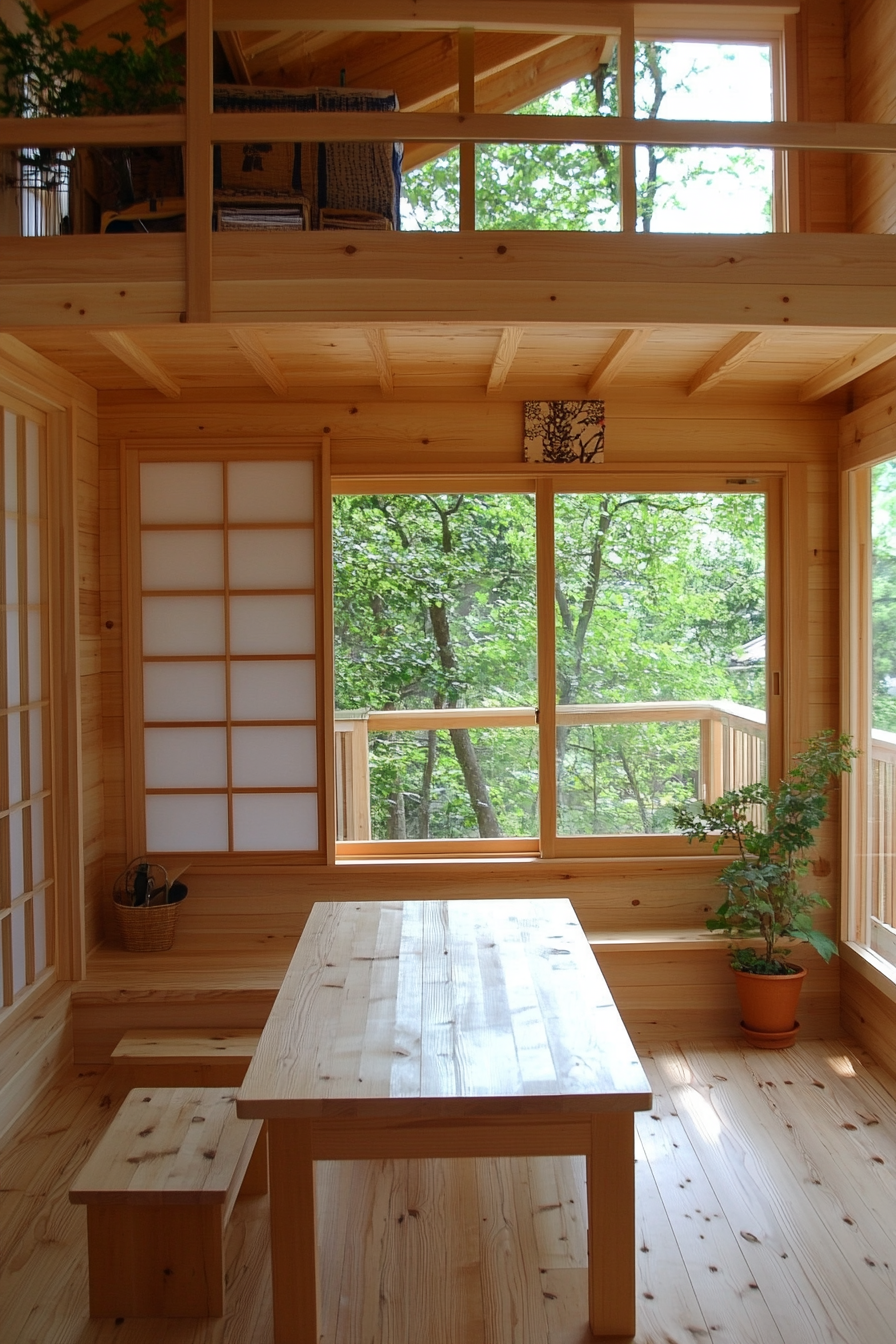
[3,1037,896,1343]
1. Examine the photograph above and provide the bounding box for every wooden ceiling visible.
[14,323,896,403]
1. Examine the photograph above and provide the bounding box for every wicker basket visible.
[114,898,180,953]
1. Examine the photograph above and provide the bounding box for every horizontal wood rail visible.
[1,114,894,155]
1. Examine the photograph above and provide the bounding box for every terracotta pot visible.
[734,966,807,1049]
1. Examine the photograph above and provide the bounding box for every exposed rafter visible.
[487,327,524,393]
[799,334,896,403]
[93,331,180,398]
[365,328,394,395]
[585,329,650,397]
[219,31,252,84]
[687,332,769,396]
[230,329,288,396]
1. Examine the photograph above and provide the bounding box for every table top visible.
[237,898,652,1120]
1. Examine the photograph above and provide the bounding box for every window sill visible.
[840,940,896,1007]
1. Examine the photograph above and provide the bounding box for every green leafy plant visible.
[0,1,183,119]
[673,731,858,973]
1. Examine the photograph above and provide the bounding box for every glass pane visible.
[144,727,228,788]
[141,531,224,591]
[230,659,315,721]
[231,726,317,787]
[9,806,24,899]
[232,792,318,850]
[229,595,315,655]
[144,661,227,722]
[477,143,620,233]
[228,529,314,590]
[145,793,229,851]
[227,460,314,523]
[870,461,896,950]
[555,492,766,836]
[11,900,26,994]
[143,596,225,655]
[28,608,41,701]
[141,461,223,524]
[6,610,20,706]
[31,797,45,885]
[7,710,22,805]
[32,887,46,975]
[367,727,538,840]
[29,708,43,791]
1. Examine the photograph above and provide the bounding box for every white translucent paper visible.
[143,596,225,655]
[29,709,43,791]
[231,726,317,787]
[32,887,47,975]
[228,528,314,590]
[7,710,22,805]
[145,792,229,851]
[229,595,314,654]
[9,806,24,899]
[144,727,228,788]
[25,420,40,517]
[3,410,16,505]
[6,610,20,706]
[26,520,41,603]
[229,659,316,720]
[227,461,314,523]
[4,515,16,605]
[28,609,41,701]
[232,792,318,850]
[30,797,45,885]
[11,901,26,994]
[141,461,224,524]
[142,530,224,591]
[143,661,227,722]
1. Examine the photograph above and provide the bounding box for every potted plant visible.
[673,730,857,1049]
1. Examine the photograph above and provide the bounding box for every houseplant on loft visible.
[673,731,857,1049]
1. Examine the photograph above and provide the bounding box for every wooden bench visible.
[110,1029,261,1087]
[69,1086,266,1317]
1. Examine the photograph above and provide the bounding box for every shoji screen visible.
[133,451,323,856]
[1,404,52,1007]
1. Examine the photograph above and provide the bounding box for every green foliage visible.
[0,1,183,119]
[673,732,859,971]
[871,460,896,731]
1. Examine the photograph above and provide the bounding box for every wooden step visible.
[69,1086,266,1317]
[111,1029,261,1086]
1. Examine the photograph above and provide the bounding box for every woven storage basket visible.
[114,899,180,953]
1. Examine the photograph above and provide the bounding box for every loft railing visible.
[334,697,766,842]
[1,0,896,319]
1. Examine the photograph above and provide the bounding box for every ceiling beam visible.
[365,328,394,394]
[799,334,896,403]
[687,331,769,396]
[585,329,650,397]
[219,31,252,83]
[230,329,288,395]
[93,331,180,398]
[487,326,524,394]
[214,2,627,35]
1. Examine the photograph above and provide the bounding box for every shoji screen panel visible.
[130,449,324,858]
[1,403,53,1007]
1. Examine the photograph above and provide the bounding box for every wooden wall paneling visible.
[840,948,896,1076]
[848,0,896,234]
[77,415,104,953]
[797,0,849,233]
[0,982,71,1143]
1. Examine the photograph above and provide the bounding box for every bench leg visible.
[85,1204,225,1316]
[587,1112,636,1337]
[269,1118,318,1344]
[239,1120,269,1197]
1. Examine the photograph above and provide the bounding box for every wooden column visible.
[458,28,476,231]
[618,13,637,233]
[537,480,557,857]
[186,0,213,322]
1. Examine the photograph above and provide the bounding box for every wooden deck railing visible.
[871,729,896,946]
[334,698,767,841]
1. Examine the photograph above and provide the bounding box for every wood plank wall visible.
[97,391,843,957]
[798,0,849,232]
[848,0,896,235]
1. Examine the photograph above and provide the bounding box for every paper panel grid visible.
[228,528,314,590]
[6,711,22,805]
[227,460,314,523]
[4,516,16,602]
[31,797,45,885]
[231,726,318,787]
[142,530,225,591]
[5,610,19,706]
[144,727,228,788]
[144,661,227,722]
[11,902,26,995]
[143,596,225,655]
[28,609,41,701]
[29,710,43,792]
[9,806,24,901]
[146,793,230,852]
[232,792,318,850]
[230,660,316,721]
[230,594,315,654]
[140,461,224,524]
[32,889,46,975]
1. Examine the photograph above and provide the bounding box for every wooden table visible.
[237,898,652,1342]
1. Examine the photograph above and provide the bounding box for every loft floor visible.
[3,1038,896,1343]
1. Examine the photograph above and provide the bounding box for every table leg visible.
[586,1112,636,1337]
[269,1118,319,1344]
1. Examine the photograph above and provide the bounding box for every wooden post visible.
[186,0,213,322]
[458,28,476,231]
[699,713,725,802]
[537,480,557,857]
[618,12,637,233]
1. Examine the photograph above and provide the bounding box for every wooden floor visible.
[3,1038,896,1344]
